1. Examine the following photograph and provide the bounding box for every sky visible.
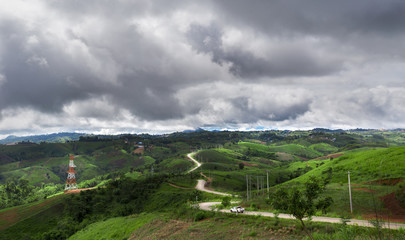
[1,0,405,138]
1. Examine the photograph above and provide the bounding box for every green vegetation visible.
[0,129,404,239]
[272,176,333,239]
[68,213,158,240]
[284,146,405,184]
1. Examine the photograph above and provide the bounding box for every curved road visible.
[196,179,232,196]
[187,152,201,173]
[186,152,405,230]
[198,202,405,230]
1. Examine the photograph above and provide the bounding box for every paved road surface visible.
[199,202,405,230]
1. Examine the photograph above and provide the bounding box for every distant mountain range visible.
[1,128,404,145]
[0,132,85,144]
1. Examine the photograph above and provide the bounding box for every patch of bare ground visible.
[129,218,298,240]
[167,183,194,190]
[239,161,258,167]
[133,148,144,154]
[353,188,376,193]
[362,192,405,223]
[129,219,191,240]
[365,178,403,186]
[276,152,295,161]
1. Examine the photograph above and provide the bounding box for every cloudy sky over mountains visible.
[1,0,405,137]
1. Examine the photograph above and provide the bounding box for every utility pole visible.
[246,175,249,201]
[262,176,265,195]
[267,171,269,198]
[249,176,252,200]
[348,171,353,213]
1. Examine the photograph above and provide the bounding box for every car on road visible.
[230,206,244,213]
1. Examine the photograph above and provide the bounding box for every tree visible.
[271,176,333,240]
[190,190,202,202]
[221,196,231,208]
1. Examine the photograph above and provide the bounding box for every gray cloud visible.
[187,23,341,78]
[0,0,405,136]
[212,0,405,35]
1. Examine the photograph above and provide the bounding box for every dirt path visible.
[167,183,194,190]
[198,202,405,230]
[64,187,97,194]
[185,154,232,196]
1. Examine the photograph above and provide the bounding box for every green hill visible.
[1,130,405,239]
[68,214,158,240]
[284,146,405,185]
[0,195,65,240]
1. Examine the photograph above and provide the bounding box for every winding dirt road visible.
[196,179,232,196]
[187,152,201,173]
[185,152,405,230]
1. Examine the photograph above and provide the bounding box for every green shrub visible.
[395,182,405,208]
[221,196,231,207]
[194,211,208,221]
[250,203,258,211]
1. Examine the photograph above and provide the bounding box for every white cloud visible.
[26,55,49,68]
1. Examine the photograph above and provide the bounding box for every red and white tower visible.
[65,154,78,191]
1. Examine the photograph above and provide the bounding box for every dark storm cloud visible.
[0,7,189,121]
[187,23,341,78]
[212,0,405,36]
[0,19,93,113]
[229,96,310,122]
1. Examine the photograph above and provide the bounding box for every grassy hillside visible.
[0,195,65,240]
[68,213,158,240]
[284,146,405,184]
[72,212,405,240]
[309,143,339,155]
[251,146,405,219]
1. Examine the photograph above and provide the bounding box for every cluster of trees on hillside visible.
[42,174,197,240]
[0,179,61,209]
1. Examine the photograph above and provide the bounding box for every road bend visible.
[186,152,405,230]
[187,152,201,173]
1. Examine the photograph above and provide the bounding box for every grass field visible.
[283,146,405,185]
[68,213,158,240]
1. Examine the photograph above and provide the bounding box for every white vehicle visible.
[230,206,244,213]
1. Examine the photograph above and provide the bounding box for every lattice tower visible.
[64,154,78,191]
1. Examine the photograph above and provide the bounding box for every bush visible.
[395,182,405,208]
[194,211,208,221]
[221,196,231,207]
[250,203,258,211]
